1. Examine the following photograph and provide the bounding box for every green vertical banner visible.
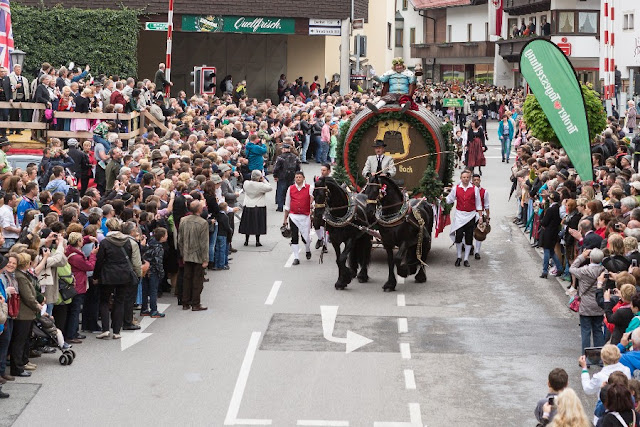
[520,39,593,181]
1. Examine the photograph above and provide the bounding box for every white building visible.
[494,0,601,89]
[611,0,639,102]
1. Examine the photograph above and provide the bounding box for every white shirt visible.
[284,182,313,212]
[0,205,19,239]
[446,182,482,238]
[581,362,630,395]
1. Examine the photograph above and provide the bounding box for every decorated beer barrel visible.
[338,104,454,200]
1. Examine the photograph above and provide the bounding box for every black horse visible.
[363,174,434,292]
[313,176,373,290]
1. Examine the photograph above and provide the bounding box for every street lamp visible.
[10,49,26,68]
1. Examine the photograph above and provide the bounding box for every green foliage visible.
[337,111,454,205]
[12,3,141,80]
[333,121,352,187]
[523,83,607,144]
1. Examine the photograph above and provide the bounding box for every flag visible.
[0,0,14,69]
[488,0,503,37]
[520,39,593,181]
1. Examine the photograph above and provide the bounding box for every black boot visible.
[244,236,249,246]
[256,236,262,247]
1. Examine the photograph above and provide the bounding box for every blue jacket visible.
[498,120,514,140]
[618,343,640,375]
[16,195,39,225]
[245,142,267,171]
[45,178,70,195]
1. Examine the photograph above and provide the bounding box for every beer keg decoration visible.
[334,105,454,203]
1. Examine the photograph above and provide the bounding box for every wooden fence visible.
[0,101,168,143]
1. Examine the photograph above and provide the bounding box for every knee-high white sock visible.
[304,237,311,253]
[316,226,324,240]
[475,241,482,255]
[464,244,472,261]
[291,244,300,259]
[456,243,463,259]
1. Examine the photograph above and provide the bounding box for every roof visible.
[410,0,472,9]
[15,0,369,20]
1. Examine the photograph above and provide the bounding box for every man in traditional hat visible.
[472,173,490,260]
[283,171,313,265]
[362,139,396,177]
[367,57,416,114]
[446,169,483,267]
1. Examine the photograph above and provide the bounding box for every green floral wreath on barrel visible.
[333,112,455,208]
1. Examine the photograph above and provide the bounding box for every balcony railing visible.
[496,35,551,63]
[503,0,550,15]
[410,41,495,59]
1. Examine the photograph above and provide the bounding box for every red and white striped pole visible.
[164,0,174,98]
[603,0,616,102]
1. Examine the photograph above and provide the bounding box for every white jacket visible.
[581,362,631,395]
[242,180,273,208]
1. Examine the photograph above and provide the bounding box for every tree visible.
[523,82,606,144]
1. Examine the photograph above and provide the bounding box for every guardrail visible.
[0,101,168,142]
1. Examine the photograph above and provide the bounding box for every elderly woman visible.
[627,100,637,134]
[239,170,273,247]
[64,232,97,343]
[579,344,630,395]
[10,252,42,378]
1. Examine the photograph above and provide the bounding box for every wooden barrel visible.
[342,104,451,192]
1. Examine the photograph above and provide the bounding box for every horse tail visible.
[354,235,372,270]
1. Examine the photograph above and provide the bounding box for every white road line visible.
[403,369,416,390]
[400,343,411,359]
[373,403,424,426]
[397,294,406,307]
[224,332,272,426]
[264,281,282,305]
[397,318,408,334]
[296,421,349,426]
[284,254,295,268]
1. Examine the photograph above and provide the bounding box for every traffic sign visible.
[309,27,341,36]
[145,22,169,31]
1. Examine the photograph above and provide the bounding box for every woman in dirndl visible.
[465,119,487,176]
[239,170,272,247]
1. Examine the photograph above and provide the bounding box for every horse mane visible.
[379,175,403,198]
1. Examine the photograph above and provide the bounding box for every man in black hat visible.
[273,143,301,212]
[362,139,396,177]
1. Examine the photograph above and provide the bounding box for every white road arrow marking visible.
[373,402,424,426]
[120,303,170,351]
[320,306,373,353]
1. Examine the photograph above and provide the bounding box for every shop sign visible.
[182,15,295,34]
[557,37,571,56]
[442,98,464,107]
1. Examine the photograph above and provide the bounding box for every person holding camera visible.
[537,388,590,427]
[570,248,606,352]
[534,368,569,425]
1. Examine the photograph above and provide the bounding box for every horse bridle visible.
[364,181,382,205]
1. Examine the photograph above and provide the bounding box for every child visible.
[141,227,168,318]
[215,202,232,270]
[329,126,338,165]
[453,129,464,169]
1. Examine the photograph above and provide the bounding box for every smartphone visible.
[36,213,44,223]
[633,260,638,268]
[584,347,603,367]
[605,272,610,280]
[548,396,555,406]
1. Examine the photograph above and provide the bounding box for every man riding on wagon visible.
[367,57,416,114]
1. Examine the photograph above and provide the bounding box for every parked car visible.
[7,154,42,171]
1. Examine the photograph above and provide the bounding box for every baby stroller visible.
[31,316,76,366]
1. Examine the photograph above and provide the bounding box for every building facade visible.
[410,0,496,84]
[16,0,368,99]
[611,0,640,103]
[494,0,601,89]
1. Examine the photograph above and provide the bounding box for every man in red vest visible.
[472,173,490,260]
[283,171,313,265]
[445,169,483,267]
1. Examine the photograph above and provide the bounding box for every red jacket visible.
[65,245,97,294]
[110,90,126,107]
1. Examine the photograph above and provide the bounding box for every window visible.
[578,11,598,33]
[410,27,416,45]
[402,0,408,10]
[388,23,392,49]
[467,23,472,42]
[395,28,404,47]
[558,11,575,33]
[485,22,489,41]
[474,64,494,84]
[624,13,635,30]
[447,25,452,43]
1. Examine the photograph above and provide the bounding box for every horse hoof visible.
[357,276,369,283]
[415,276,426,283]
[383,287,396,293]
[335,285,346,290]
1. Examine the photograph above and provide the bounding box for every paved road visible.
[2,121,589,426]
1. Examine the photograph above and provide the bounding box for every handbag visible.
[7,293,20,318]
[569,278,598,312]
[58,279,78,301]
[119,245,139,286]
